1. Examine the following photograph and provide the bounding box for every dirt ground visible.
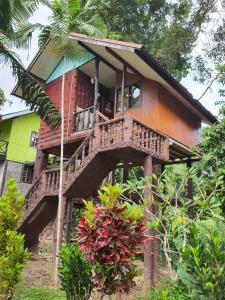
[22,245,145,300]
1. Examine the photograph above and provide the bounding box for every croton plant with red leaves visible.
[77,184,150,296]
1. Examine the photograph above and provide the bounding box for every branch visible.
[198,72,221,101]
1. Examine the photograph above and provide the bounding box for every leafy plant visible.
[58,243,93,300]
[0,178,28,300]
[77,184,147,296]
[177,220,225,299]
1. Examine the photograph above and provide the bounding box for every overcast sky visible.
[0,5,220,117]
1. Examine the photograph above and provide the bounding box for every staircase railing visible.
[64,130,95,182]
[23,116,169,220]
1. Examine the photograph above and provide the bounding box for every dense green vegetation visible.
[0,179,27,300]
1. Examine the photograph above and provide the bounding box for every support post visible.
[187,160,193,200]
[0,160,8,196]
[65,200,73,243]
[143,155,154,289]
[33,150,48,181]
[52,195,67,282]
[92,58,100,127]
[144,159,161,289]
[120,64,127,117]
[123,162,129,183]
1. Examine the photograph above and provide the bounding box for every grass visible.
[13,286,66,300]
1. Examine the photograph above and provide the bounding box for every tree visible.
[38,0,107,282]
[0,178,28,300]
[90,0,218,80]
[0,0,61,129]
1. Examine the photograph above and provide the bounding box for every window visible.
[116,82,141,112]
[30,131,39,147]
[20,165,34,184]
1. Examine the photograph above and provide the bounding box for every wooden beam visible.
[93,58,100,126]
[78,41,117,72]
[106,47,144,79]
[121,64,126,117]
[163,157,200,166]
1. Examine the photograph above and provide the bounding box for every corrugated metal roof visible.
[0,109,32,121]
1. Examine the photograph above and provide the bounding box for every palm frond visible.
[0,88,7,107]
[38,26,51,49]
[0,1,13,33]
[0,44,61,130]
[7,22,43,49]
[68,0,80,17]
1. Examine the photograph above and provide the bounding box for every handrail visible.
[132,117,167,139]
[64,129,94,170]
[74,105,95,116]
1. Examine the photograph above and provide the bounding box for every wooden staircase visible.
[18,116,169,247]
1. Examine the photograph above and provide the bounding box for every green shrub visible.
[0,178,28,300]
[58,243,92,300]
[138,280,187,300]
[177,220,225,299]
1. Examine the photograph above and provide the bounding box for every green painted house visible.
[0,110,40,195]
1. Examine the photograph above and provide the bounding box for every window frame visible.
[20,164,34,184]
[29,131,39,148]
[116,81,142,113]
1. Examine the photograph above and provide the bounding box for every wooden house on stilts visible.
[13,33,216,286]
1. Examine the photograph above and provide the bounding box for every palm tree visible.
[39,0,107,282]
[0,0,61,129]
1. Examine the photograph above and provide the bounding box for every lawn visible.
[13,286,66,300]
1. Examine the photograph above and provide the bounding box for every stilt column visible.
[143,155,154,289]
[33,150,48,181]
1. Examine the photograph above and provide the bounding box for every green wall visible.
[46,50,94,83]
[0,113,40,163]
[0,119,12,142]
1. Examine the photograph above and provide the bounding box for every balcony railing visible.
[74,106,94,132]
[74,106,110,132]
[0,139,8,160]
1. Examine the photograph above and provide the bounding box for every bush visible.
[177,220,225,299]
[0,178,27,300]
[77,184,147,296]
[58,243,93,300]
[138,279,187,300]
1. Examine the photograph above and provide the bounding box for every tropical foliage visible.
[0,178,28,300]
[59,243,93,300]
[77,184,147,296]
[38,0,107,54]
[125,163,225,299]
[0,0,60,129]
[90,0,219,80]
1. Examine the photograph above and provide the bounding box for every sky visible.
[0,5,220,117]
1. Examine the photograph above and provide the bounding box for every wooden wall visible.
[115,71,201,147]
[38,69,94,151]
